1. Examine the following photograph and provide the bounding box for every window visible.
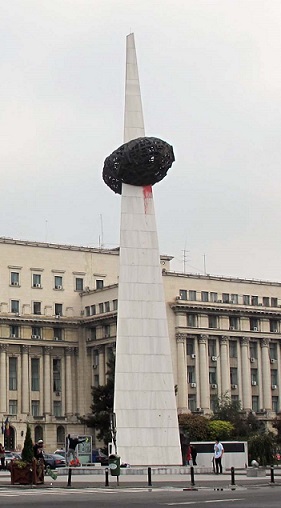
[250,341,258,359]
[270,320,278,333]
[104,325,110,338]
[75,278,83,291]
[270,342,277,360]
[229,316,239,330]
[99,303,104,313]
[112,300,118,311]
[243,295,250,305]
[9,357,17,390]
[11,300,19,313]
[53,359,61,392]
[54,328,63,340]
[250,318,259,331]
[210,396,217,412]
[272,396,279,413]
[9,400,17,415]
[31,400,40,417]
[231,395,239,403]
[271,369,278,386]
[210,292,218,303]
[186,338,194,356]
[189,290,197,301]
[251,296,258,306]
[208,338,217,356]
[96,279,104,290]
[230,294,238,304]
[230,367,238,385]
[11,272,19,286]
[208,315,218,329]
[93,350,99,368]
[209,367,217,384]
[104,301,110,312]
[32,274,41,287]
[252,396,259,412]
[251,368,258,385]
[188,395,197,412]
[10,325,19,338]
[55,303,63,317]
[31,358,40,391]
[91,305,96,315]
[31,327,41,338]
[222,293,229,303]
[179,289,187,300]
[57,425,65,445]
[263,297,270,307]
[54,276,63,289]
[271,297,278,307]
[201,291,209,302]
[85,306,90,317]
[33,301,41,315]
[34,425,43,442]
[187,314,197,328]
[53,401,62,417]
[229,340,237,358]
[94,374,99,387]
[90,328,96,340]
[187,366,196,383]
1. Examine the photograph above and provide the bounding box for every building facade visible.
[1,237,281,451]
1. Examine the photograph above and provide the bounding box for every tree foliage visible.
[21,423,33,463]
[178,413,210,442]
[208,420,234,441]
[81,353,115,446]
[248,433,275,466]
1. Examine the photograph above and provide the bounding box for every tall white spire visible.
[124,33,145,143]
[113,33,182,466]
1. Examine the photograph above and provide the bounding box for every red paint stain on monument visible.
[143,185,152,214]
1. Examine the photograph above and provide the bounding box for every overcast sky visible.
[1,0,281,281]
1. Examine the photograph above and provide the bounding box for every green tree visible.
[21,423,33,463]
[178,413,210,442]
[81,353,115,447]
[208,420,234,441]
[248,432,275,466]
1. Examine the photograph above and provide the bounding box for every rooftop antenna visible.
[99,214,104,249]
[182,249,189,273]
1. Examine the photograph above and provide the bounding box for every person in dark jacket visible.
[190,445,197,465]
[33,439,44,460]
[67,434,86,463]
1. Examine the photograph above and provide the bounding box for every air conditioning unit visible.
[10,334,16,338]
[231,384,238,389]
[250,357,256,363]
[253,327,258,331]
[31,334,37,339]
[196,407,202,412]
[190,382,196,388]
[273,329,278,333]
[11,281,19,286]
[191,353,196,359]
[251,381,257,386]
[34,283,41,288]
[272,385,278,390]
[175,296,181,301]
[211,356,217,362]
[217,300,222,303]
[211,383,217,389]
[271,359,277,364]
[93,364,98,369]
[54,337,62,341]
[55,391,61,396]
[230,326,235,330]
[56,285,62,290]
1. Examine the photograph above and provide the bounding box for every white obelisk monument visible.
[113,33,182,466]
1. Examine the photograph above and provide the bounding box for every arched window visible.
[34,425,43,443]
[57,425,65,446]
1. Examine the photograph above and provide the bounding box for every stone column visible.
[0,344,8,413]
[98,345,105,386]
[220,336,230,396]
[43,346,52,415]
[65,347,74,416]
[176,333,188,412]
[240,337,251,409]
[199,335,210,411]
[21,345,30,415]
[261,338,272,410]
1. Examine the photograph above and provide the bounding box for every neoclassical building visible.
[1,237,281,451]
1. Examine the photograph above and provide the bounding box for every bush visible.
[248,433,275,466]
[178,414,210,442]
[208,420,234,441]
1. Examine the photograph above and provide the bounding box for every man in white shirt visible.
[214,438,224,474]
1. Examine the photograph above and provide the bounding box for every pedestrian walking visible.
[0,443,5,470]
[190,444,197,465]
